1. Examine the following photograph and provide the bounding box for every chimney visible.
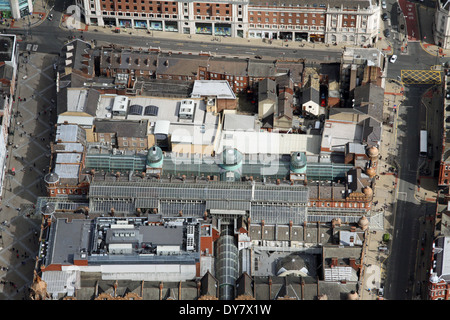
[349,258,359,271]
[331,257,338,267]
[303,221,307,241]
[261,220,265,238]
[289,220,293,242]
[159,282,163,300]
[196,280,201,299]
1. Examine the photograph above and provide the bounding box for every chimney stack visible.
[331,257,338,267]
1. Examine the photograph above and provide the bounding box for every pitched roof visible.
[353,83,384,123]
[94,119,148,138]
[276,90,294,119]
[258,78,277,102]
[301,85,320,105]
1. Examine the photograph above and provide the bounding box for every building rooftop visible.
[321,120,364,153]
[191,80,236,99]
[215,131,322,155]
[223,113,257,131]
[0,35,15,62]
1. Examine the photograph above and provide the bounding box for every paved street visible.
[0,51,56,300]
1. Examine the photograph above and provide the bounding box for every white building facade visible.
[76,0,380,45]
[434,0,450,49]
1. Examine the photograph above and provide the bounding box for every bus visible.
[420,130,427,157]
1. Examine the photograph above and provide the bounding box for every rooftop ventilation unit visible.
[112,96,129,115]
[179,99,196,119]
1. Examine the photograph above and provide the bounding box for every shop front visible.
[310,33,324,42]
[134,20,147,28]
[165,21,178,32]
[214,24,231,36]
[119,19,132,28]
[279,32,293,40]
[104,17,116,27]
[196,23,212,35]
[149,21,163,30]
[294,32,308,41]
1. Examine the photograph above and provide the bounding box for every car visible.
[254,55,262,59]
[382,13,388,21]
[47,14,53,21]
[378,286,384,297]
[320,93,326,106]
[389,54,397,63]
[384,29,391,37]
[381,0,386,9]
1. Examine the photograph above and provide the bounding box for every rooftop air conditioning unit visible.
[179,99,195,119]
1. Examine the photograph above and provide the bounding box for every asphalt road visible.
[13,25,343,62]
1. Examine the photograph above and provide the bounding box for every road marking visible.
[401,69,442,85]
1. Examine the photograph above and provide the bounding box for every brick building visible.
[76,0,380,45]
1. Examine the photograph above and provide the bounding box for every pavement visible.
[0,48,57,299]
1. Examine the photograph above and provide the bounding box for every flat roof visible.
[191,80,236,99]
[223,113,257,131]
[321,120,363,153]
[46,219,91,266]
[215,131,322,155]
[96,94,219,145]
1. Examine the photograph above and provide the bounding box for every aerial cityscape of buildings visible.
[0,0,448,304]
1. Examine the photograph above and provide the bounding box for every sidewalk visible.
[81,25,396,54]
[359,77,405,300]
[420,42,450,60]
[0,0,50,31]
